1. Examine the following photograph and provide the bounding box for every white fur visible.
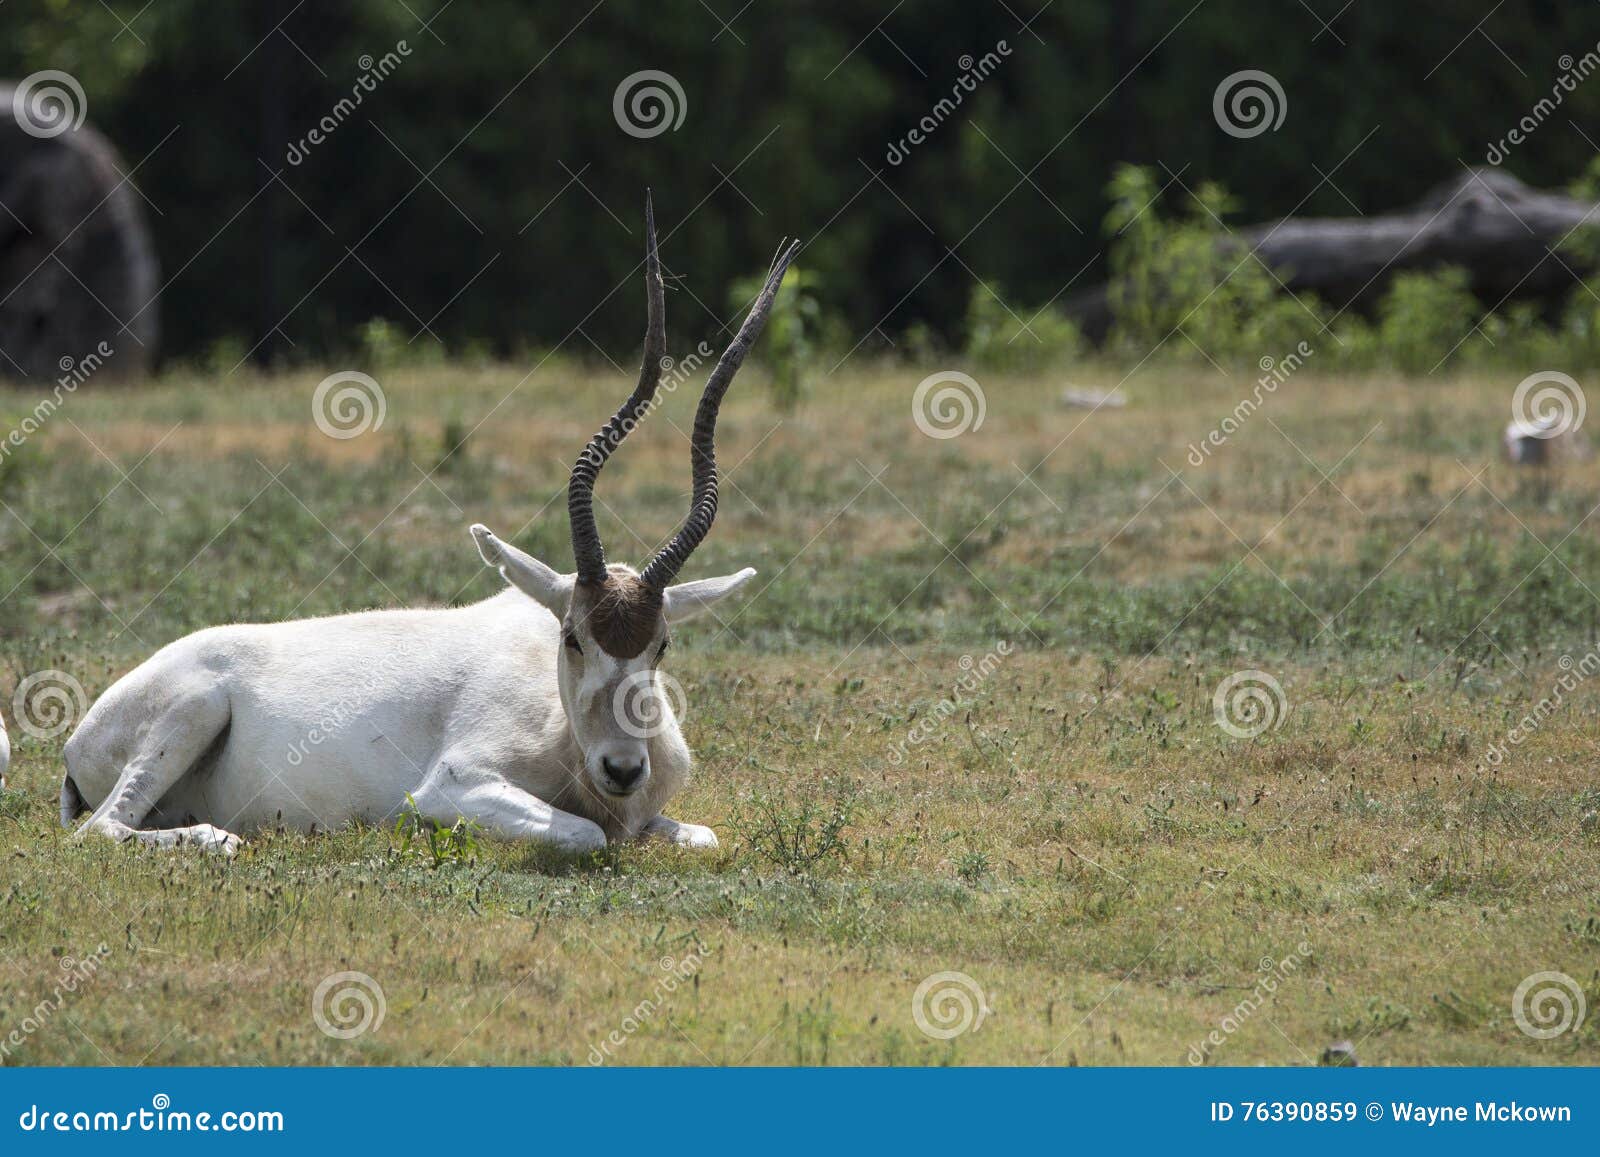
[62,526,755,855]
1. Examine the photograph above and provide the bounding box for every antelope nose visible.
[602,756,647,791]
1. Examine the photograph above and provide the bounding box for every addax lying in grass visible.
[61,196,798,856]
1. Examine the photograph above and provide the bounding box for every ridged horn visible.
[567,192,667,585]
[640,237,800,590]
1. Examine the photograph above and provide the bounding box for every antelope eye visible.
[563,631,583,655]
[656,637,670,662]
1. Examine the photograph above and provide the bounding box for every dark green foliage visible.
[8,2,1600,363]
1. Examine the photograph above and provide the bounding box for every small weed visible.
[392,795,482,868]
[729,779,856,874]
[955,850,991,884]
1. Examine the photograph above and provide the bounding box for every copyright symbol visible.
[1365,1102,1383,1121]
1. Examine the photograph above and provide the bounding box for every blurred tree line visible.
[4,0,1600,367]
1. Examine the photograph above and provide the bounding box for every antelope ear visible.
[663,567,758,623]
[470,524,573,612]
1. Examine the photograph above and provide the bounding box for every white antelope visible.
[61,198,798,855]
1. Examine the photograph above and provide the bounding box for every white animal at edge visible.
[61,198,799,856]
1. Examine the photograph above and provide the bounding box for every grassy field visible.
[1,356,1598,1065]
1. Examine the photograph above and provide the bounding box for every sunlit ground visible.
[1,358,1597,1064]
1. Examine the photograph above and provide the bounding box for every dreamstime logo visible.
[612,670,688,739]
[912,371,986,439]
[1512,971,1587,1039]
[311,371,386,439]
[1212,70,1286,139]
[12,70,87,138]
[13,670,89,740]
[311,971,386,1039]
[1212,670,1288,739]
[1511,371,1585,438]
[613,71,687,138]
[912,971,989,1040]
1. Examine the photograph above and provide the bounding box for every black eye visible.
[656,638,670,661]
[563,631,583,655]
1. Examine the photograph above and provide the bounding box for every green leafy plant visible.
[358,317,447,369]
[727,266,836,412]
[954,849,991,884]
[392,794,482,867]
[729,778,856,874]
[1375,267,1478,373]
[1101,165,1312,364]
[962,280,1082,371]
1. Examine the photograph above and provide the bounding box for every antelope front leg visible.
[640,814,719,849]
[411,770,605,853]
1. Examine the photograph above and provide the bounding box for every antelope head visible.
[472,194,798,800]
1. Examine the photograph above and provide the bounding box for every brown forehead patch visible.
[570,569,664,659]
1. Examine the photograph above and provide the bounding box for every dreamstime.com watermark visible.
[1186,941,1313,1064]
[554,341,721,492]
[286,42,412,165]
[593,343,716,454]
[283,642,425,767]
[1511,970,1587,1040]
[1481,648,1600,768]
[1486,46,1600,164]
[912,971,989,1039]
[587,950,709,1064]
[0,342,115,464]
[568,342,718,485]
[885,41,1012,165]
[888,642,1014,765]
[0,945,112,1061]
[1187,340,1313,465]
[17,1095,283,1134]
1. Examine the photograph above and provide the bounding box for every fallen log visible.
[1065,167,1600,342]
[0,82,160,383]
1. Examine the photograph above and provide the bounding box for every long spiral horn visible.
[567,192,667,586]
[640,237,800,590]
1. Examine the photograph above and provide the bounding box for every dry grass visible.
[1,357,1598,1065]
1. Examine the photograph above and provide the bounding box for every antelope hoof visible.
[670,822,719,849]
[184,825,242,856]
[553,818,607,854]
